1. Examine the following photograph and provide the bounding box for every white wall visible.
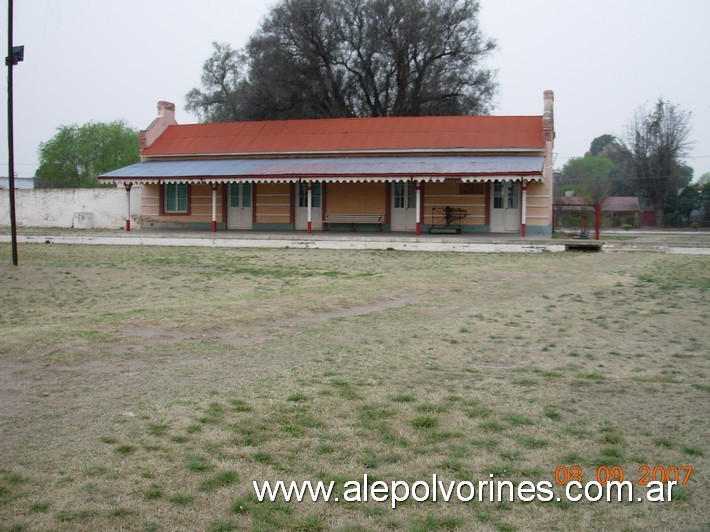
[0,186,142,229]
[0,177,34,189]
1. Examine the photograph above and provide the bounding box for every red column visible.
[595,203,601,240]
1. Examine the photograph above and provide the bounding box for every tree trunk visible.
[656,205,665,228]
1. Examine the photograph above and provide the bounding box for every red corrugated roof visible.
[142,115,544,157]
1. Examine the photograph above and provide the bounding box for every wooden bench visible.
[323,213,384,231]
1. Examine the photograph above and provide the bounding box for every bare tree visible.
[185,42,249,122]
[620,99,693,227]
[186,0,497,121]
[245,0,352,119]
[370,0,496,116]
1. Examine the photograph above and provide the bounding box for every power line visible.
[557,176,696,183]
[554,153,710,162]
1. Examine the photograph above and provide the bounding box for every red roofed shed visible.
[602,196,641,228]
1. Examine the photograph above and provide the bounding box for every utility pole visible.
[6,0,23,265]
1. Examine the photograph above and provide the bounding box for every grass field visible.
[0,243,708,531]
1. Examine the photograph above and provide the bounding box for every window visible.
[394,183,405,208]
[493,182,519,210]
[507,183,520,209]
[164,183,189,213]
[230,184,239,208]
[231,183,252,208]
[394,183,416,209]
[493,182,503,209]
[298,183,321,208]
[459,182,484,195]
[407,183,416,208]
[242,183,252,208]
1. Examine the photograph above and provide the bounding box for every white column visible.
[521,179,527,237]
[124,182,132,232]
[415,181,421,235]
[307,182,313,233]
[211,183,218,232]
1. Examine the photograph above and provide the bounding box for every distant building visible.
[602,196,640,228]
[638,197,657,228]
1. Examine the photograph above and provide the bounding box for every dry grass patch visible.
[0,244,708,530]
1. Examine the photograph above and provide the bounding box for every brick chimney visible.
[542,90,555,213]
[138,101,177,151]
[542,90,554,143]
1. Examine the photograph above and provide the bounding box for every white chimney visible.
[156,101,175,122]
[138,101,178,151]
[543,90,554,143]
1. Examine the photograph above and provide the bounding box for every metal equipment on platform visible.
[430,206,467,234]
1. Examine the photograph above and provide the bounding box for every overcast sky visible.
[1,0,709,181]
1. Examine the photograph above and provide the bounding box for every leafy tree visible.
[561,135,639,197]
[675,186,701,226]
[619,99,693,227]
[697,172,710,185]
[186,0,497,121]
[557,155,617,203]
[662,165,696,226]
[587,134,616,157]
[35,121,139,188]
[702,182,710,224]
[674,162,695,190]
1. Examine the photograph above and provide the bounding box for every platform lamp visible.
[6,0,23,265]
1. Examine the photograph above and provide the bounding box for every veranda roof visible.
[99,155,545,185]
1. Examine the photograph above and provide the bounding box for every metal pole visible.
[7,0,18,265]
[595,203,601,240]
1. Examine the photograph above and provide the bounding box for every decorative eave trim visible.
[100,173,543,186]
[461,174,544,183]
